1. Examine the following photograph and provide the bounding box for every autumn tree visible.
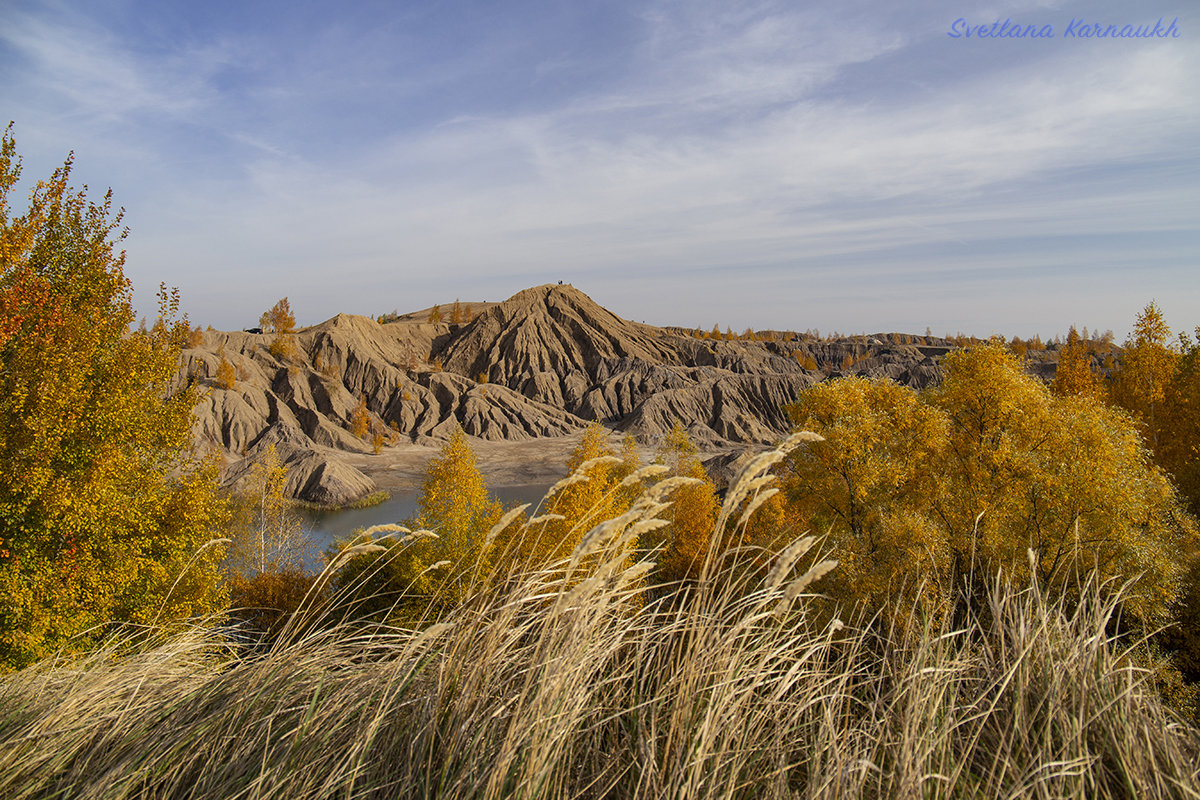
[408,426,504,600]
[783,378,949,616]
[1052,325,1101,398]
[334,427,503,618]
[259,296,295,334]
[0,128,229,668]
[1110,301,1179,456]
[225,445,310,577]
[780,345,1195,627]
[1162,328,1200,516]
[349,397,371,438]
[519,423,640,569]
[215,347,237,390]
[260,297,298,361]
[647,421,718,584]
[428,304,442,323]
[225,445,318,636]
[929,343,1192,622]
[1105,305,1200,518]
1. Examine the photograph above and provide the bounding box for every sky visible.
[2,0,1197,339]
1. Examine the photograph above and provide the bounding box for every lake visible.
[298,484,551,569]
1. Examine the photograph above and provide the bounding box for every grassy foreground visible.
[2,450,1199,799]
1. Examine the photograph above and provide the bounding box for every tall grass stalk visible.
[2,445,1198,799]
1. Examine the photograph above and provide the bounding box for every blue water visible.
[299,484,550,568]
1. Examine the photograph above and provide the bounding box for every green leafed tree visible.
[0,127,230,669]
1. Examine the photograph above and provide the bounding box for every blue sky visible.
[2,0,1197,338]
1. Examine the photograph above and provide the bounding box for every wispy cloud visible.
[2,0,1196,337]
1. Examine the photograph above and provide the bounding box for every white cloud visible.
[4,0,1196,337]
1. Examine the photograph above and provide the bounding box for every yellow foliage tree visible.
[0,129,229,668]
[225,444,309,578]
[783,378,949,616]
[521,424,640,569]
[647,421,718,584]
[1162,328,1200,516]
[929,344,1192,622]
[349,398,371,439]
[215,347,237,390]
[334,427,503,619]
[411,427,503,601]
[260,297,298,361]
[1052,325,1101,398]
[225,445,319,636]
[1110,302,1179,457]
[781,345,1195,627]
[259,296,295,334]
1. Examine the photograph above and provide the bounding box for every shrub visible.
[349,398,370,439]
[229,568,324,638]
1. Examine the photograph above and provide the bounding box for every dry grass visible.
[2,440,1199,799]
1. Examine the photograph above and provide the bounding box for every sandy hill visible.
[178,284,1043,506]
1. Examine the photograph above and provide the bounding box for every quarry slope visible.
[178,284,1031,506]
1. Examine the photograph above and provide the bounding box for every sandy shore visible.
[336,431,649,493]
